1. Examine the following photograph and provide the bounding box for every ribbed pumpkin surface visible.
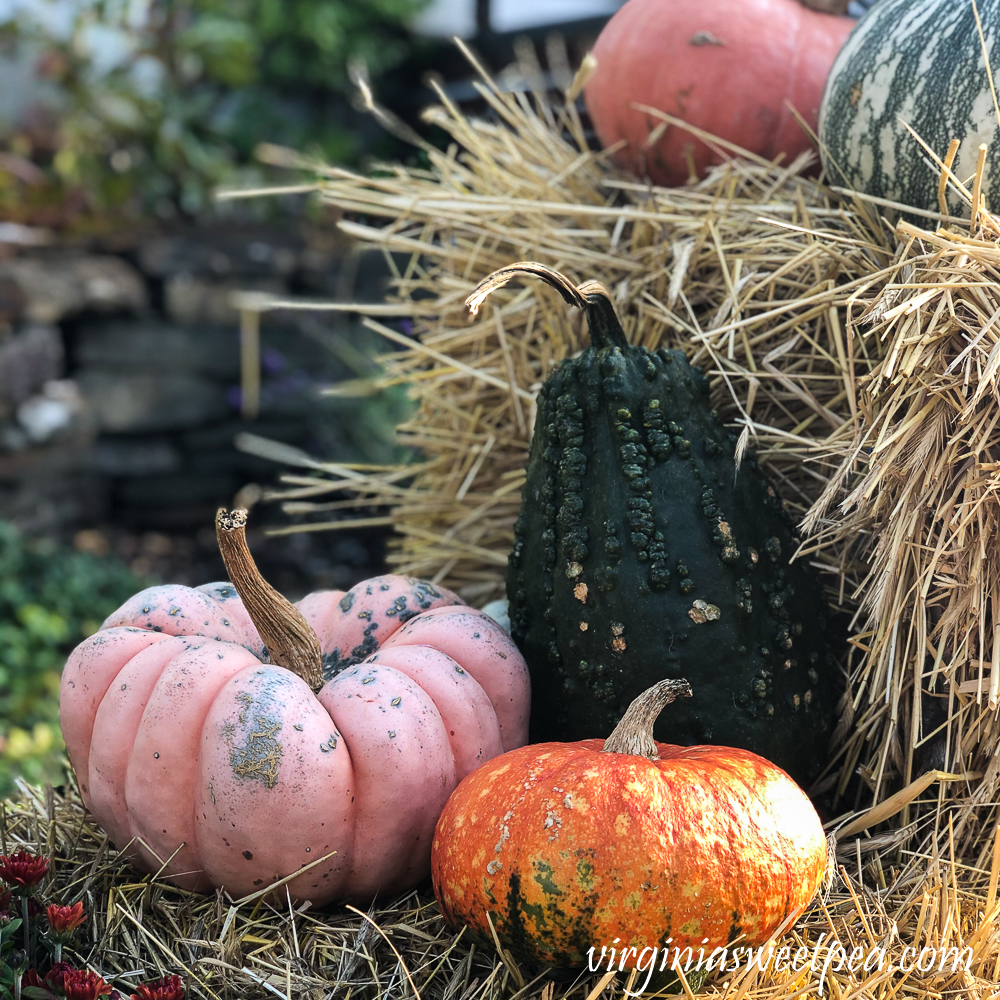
[820,0,1000,215]
[60,573,530,903]
[432,737,827,968]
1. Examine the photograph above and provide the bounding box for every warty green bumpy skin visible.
[819,0,1000,216]
[507,344,833,787]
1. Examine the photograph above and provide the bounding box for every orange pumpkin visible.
[431,679,826,971]
[60,510,530,904]
[584,0,854,186]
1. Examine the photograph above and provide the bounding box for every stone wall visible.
[0,224,402,594]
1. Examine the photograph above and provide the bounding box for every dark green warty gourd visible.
[467,263,833,787]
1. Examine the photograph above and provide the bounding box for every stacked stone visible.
[0,227,395,557]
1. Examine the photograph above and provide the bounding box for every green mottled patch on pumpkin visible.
[533,859,562,896]
[227,714,282,789]
[576,856,596,891]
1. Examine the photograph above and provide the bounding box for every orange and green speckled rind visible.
[431,740,826,969]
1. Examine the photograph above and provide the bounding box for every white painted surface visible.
[412,0,478,38]
[491,0,620,32]
[413,0,621,37]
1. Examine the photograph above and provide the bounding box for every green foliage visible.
[0,521,145,797]
[196,0,423,90]
[0,914,25,996]
[0,0,426,222]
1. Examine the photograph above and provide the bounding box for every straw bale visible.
[263,70,890,611]
[4,776,1000,999]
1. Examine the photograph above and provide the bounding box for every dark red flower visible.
[130,974,184,1000]
[61,969,112,1000]
[0,851,49,891]
[0,888,11,913]
[47,901,87,937]
[20,969,45,989]
[44,962,77,993]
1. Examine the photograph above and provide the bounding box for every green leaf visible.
[22,987,60,1000]
[180,15,260,87]
[0,521,146,796]
[0,917,23,943]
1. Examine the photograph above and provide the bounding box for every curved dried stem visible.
[466,262,628,349]
[216,508,324,692]
[603,678,693,759]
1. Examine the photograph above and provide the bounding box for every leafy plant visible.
[0,522,146,796]
[0,0,426,223]
[0,849,181,999]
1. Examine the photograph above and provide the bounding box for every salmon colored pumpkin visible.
[60,509,529,904]
[431,679,826,970]
[584,0,855,186]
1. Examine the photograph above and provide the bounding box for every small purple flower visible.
[261,348,285,374]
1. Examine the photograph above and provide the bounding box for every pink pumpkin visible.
[60,511,529,904]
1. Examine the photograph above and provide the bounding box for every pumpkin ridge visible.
[88,635,202,849]
[651,748,806,925]
[364,643,503,777]
[198,581,267,657]
[124,641,262,888]
[319,662,457,900]
[379,606,530,752]
[61,626,174,797]
[196,662,358,900]
[309,575,465,680]
[487,745,599,965]
[102,585,250,647]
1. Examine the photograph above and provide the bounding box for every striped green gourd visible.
[819,0,1000,216]
[467,264,834,788]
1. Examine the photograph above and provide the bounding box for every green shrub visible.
[0,0,426,223]
[0,522,145,797]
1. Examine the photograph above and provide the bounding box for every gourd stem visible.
[466,262,629,350]
[602,679,693,759]
[216,508,325,692]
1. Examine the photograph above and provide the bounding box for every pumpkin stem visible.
[602,679,693,759]
[215,508,325,692]
[466,262,629,350]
